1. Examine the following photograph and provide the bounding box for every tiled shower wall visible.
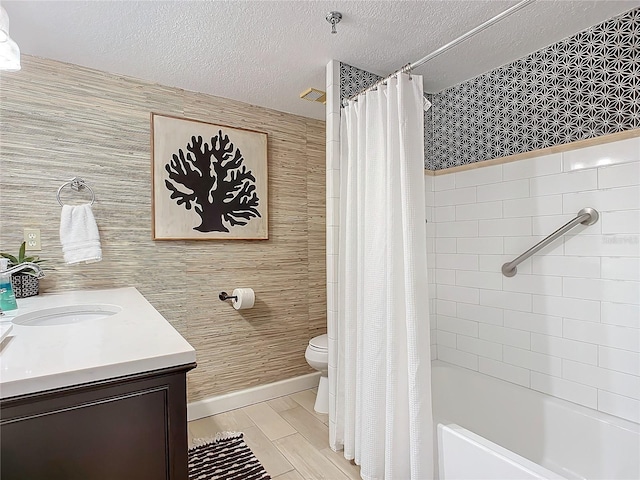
[340,6,640,170]
[425,137,640,423]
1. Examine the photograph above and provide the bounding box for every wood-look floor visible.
[188,389,361,479]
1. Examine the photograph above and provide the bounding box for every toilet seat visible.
[308,334,328,351]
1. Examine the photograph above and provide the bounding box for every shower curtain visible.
[330,73,433,479]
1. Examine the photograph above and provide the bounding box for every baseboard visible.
[187,372,321,421]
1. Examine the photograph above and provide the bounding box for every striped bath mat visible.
[188,432,271,480]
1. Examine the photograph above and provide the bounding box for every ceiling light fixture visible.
[0,7,20,71]
[326,11,342,35]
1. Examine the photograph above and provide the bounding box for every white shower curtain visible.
[330,73,433,479]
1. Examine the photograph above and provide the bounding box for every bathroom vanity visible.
[0,288,196,480]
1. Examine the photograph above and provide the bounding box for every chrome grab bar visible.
[501,207,599,277]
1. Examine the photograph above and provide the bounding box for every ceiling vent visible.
[300,88,326,104]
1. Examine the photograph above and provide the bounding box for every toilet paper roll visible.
[232,288,255,310]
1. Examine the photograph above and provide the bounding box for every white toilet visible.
[305,334,328,414]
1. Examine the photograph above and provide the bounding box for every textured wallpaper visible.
[340,6,639,170]
[0,56,326,402]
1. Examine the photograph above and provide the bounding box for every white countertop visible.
[0,287,196,399]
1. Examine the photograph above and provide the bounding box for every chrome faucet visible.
[0,262,46,278]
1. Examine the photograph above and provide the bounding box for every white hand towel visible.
[60,203,103,264]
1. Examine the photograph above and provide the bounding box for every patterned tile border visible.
[340,6,640,171]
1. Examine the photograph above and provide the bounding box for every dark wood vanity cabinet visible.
[0,363,196,480]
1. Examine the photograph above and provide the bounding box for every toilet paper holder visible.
[219,292,237,302]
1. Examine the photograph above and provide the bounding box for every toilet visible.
[305,334,328,414]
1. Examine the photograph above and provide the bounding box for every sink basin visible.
[12,304,122,326]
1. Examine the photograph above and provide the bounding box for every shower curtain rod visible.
[345,0,536,102]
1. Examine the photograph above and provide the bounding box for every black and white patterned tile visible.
[340,6,640,170]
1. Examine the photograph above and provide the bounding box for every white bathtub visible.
[432,361,640,479]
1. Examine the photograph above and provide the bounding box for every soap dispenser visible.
[0,258,18,312]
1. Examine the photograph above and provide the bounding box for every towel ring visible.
[57,177,95,206]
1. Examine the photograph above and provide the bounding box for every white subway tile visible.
[438,345,478,370]
[504,236,564,256]
[533,213,601,236]
[601,302,640,329]
[456,201,503,221]
[503,310,563,337]
[437,315,479,337]
[503,346,562,376]
[479,217,531,237]
[563,318,640,352]
[457,237,504,254]
[431,347,438,360]
[480,254,532,274]
[532,295,600,323]
[563,277,640,304]
[425,191,435,210]
[564,234,640,257]
[563,186,640,213]
[433,173,455,191]
[436,330,457,349]
[479,323,531,349]
[326,254,338,283]
[531,255,600,278]
[598,161,640,189]
[477,179,529,202]
[435,269,456,285]
[455,165,502,188]
[563,137,640,172]
[457,335,503,361]
[435,187,476,206]
[530,372,597,409]
[504,274,563,296]
[457,303,504,326]
[326,168,340,198]
[598,390,640,423]
[601,210,640,235]
[503,195,563,218]
[503,153,562,181]
[327,112,340,147]
[531,333,598,365]
[480,289,532,312]
[326,60,339,89]
[456,270,503,290]
[436,299,457,317]
[424,174,434,193]
[428,253,436,271]
[479,357,530,387]
[436,254,479,271]
[598,346,640,376]
[437,220,479,238]
[435,238,457,253]
[327,140,340,170]
[602,257,640,281]
[530,170,598,196]
[562,359,640,400]
[426,237,435,255]
[437,284,480,304]
[434,206,456,222]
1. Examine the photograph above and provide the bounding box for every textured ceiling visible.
[4,1,639,120]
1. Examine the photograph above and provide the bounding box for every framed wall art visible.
[151,113,268,240]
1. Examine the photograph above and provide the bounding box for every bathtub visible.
[432,361,640,479]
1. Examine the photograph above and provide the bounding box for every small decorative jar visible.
[11,273,39,298]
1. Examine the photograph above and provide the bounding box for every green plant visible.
[0,242,47,276]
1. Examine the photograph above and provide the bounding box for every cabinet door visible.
[1,366,194,480]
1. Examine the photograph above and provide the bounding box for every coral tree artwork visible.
[152,114,268,239]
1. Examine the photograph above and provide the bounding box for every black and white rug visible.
[188,433,271,480]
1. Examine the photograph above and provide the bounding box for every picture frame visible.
[151,113,268,240]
